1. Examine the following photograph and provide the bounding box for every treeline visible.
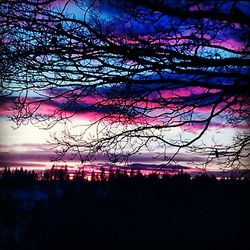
[1,165,249,184]
[1,165,151,182]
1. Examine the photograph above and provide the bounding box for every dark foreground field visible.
[0,171,249,250]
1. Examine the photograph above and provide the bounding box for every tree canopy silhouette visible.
[0,0,249,170]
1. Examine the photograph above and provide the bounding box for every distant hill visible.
[128,163,189,171]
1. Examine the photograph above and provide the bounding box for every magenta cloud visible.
[1,86,248,132]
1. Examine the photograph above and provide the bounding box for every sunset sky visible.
[0,0,249,174]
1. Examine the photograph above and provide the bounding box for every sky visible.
[0,0,249,174]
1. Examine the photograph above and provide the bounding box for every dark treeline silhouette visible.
[1,167,38,184]
[2,165,249,183]
[0,167,249,250]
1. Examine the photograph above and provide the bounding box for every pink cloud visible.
[0,88,245,129]
[0,107,14,117]
[212,38,246,51]
[116,29,246,54]
[158,87,220,100]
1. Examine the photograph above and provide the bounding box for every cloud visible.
[0,150,195,173]
[0,151,54,163]
[0,161,46,168]
[1,85,246,131]
[0,145,208,167]
[128,163,190,170]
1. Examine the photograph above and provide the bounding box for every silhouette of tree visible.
[135,169,144,180]
[1,167,11,181]
[100,167,106,181]
[148,172,159,181]
[115,168,121,179]
[43,170,50,181]
[161,172,171,182]
[130,167,135,178]
[108,167,115,181]
[122,169,129,180]
[1,0,249,170]
[74,169,85,181]
[1,167,37,183]
[56,165,69,181]
[91,170,96,181]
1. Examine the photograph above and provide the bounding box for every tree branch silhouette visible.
[1,0,249,170]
